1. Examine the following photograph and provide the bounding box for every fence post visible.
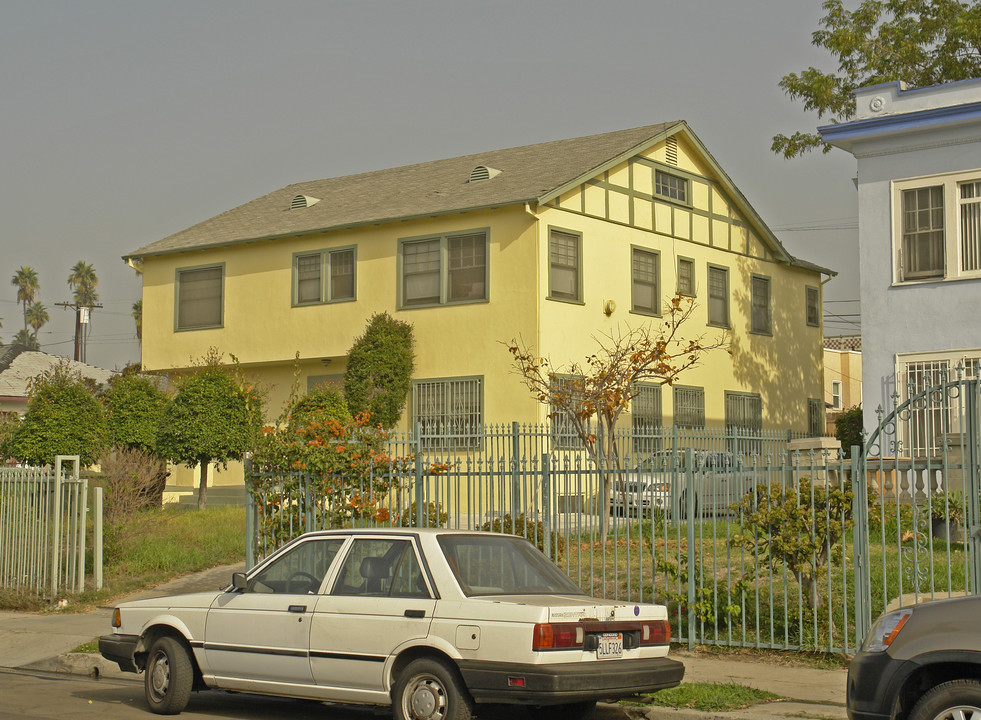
[511,422,521,518]
[77,473,88,593]
[50,459,64,597]
[93,486,103,591]
[851,445,870,647]
[541,453,552,558]
[244,459,255,570]
[685,447,696,650]
[414,423,425,527]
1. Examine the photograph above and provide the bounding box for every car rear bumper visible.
[99,634,140,673]
[458,656,685,705]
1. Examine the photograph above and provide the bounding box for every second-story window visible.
[631,248,659,315]
[294,248,356,305]
[678,257,695,296]
[176,264,223,331]
[707,265,729,328]
[548,229,581,302]
[401,231,488,308]
[751,275,772,334]
[806,286,820,327]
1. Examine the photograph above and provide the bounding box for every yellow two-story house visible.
[127,122,832,491]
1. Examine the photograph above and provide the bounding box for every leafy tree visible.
[288,382,350,432]
[156,353,263,509]
[344,312,415,428]
[773,0,981,158]
[733,479,855,610]
[9,362,106,466]
[507,294,728,534]
[103,373,168,453]
[11,266,39,333]
[834,404,864,458]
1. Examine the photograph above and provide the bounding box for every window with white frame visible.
[548,229,581,302]
[898,349,981,456]
[750,275,771,334]
[673,386,705,428]
[400,231,487,307]
[893,170,981,283]
[412,376,483,450]
[831,380,842,411]
[294,247,356,305]
[176,265,223,330]
[632,383,663,456]
[806,286,820,327]
[707,266,729,328]
[631,248,659,314]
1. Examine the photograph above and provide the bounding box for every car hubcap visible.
[407,676,445,720]
[934,706,981,720]
[149,653,170,700]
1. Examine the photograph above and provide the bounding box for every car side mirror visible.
[231,572,248,591]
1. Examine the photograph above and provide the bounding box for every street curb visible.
[20,652,127,680]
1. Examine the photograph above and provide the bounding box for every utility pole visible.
[56,301,102,363]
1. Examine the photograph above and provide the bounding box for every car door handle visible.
[404,609,426,618]
[288,605,307,613]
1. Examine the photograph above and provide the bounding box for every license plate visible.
[596,633,623,659]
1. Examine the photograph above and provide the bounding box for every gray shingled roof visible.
[0,345,116,400]
[125,123,681,259]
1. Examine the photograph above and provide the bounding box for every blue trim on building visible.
[819,100,981,143]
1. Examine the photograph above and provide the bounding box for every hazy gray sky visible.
[0,0,861,369]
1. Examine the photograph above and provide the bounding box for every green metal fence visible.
[246,384,980,655]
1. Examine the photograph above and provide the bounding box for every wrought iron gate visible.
[853,373,981,642]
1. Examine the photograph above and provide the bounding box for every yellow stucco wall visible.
[142,134,826,490]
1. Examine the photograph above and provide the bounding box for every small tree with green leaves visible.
[9,362,106,466]
[344,312,415,428]
[156,351,263,510]
[834,405,864,458]
[288,383,351,432]
[732,479,855,610]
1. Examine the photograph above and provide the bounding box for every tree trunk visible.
[197,460,209,510]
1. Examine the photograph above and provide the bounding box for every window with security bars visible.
[177,265,223,330]
[549,230,580,301]
[673,386,705,428]
[631,248,659,314]
[903,360,951,456]
[725,391,763,454]
[751,276,771,334]
[401,232,487,307]
[707,266,729,327]
[961,181,981,272]
[632,383,662,456]
[655,170,688,203]
[807,398,824,437]
[295,248,356,305]
[412,377,483,450]
[550,375,585,449]
[902,186,945,279]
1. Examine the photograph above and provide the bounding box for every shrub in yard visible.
[397,500,448,528]
[480,513,566,554]
[344,312,414,428]
[835,405,863,458]
[288,382,350,431]
[99,447,170,525]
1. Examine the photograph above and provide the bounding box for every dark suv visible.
[848,596,981,720]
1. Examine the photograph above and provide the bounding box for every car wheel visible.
[144,636,193,715]
[909,679,981,720]
[531,701,597,720]
[393,658,473,720]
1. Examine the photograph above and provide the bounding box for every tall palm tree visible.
[68,261,99,362]
[11,266,40,332]
[13,328,38,350]
[25,301,49,345]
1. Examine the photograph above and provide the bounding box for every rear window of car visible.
[437,534,584,597]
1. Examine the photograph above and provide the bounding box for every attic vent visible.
[291,195,321,210]
[665,136,679,166]
[468,165,501,183]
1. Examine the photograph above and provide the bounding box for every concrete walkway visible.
[0,564,849,720]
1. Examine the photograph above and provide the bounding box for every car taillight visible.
[532,623,585,650]
[639,620,670,645]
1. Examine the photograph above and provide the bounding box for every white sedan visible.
[100,528,684,719]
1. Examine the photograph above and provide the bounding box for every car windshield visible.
[437,534,585,597]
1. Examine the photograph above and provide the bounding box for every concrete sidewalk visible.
[0,565,849,720]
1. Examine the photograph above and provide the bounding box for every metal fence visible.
[0,456,102,596]
[246,384,980,655]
